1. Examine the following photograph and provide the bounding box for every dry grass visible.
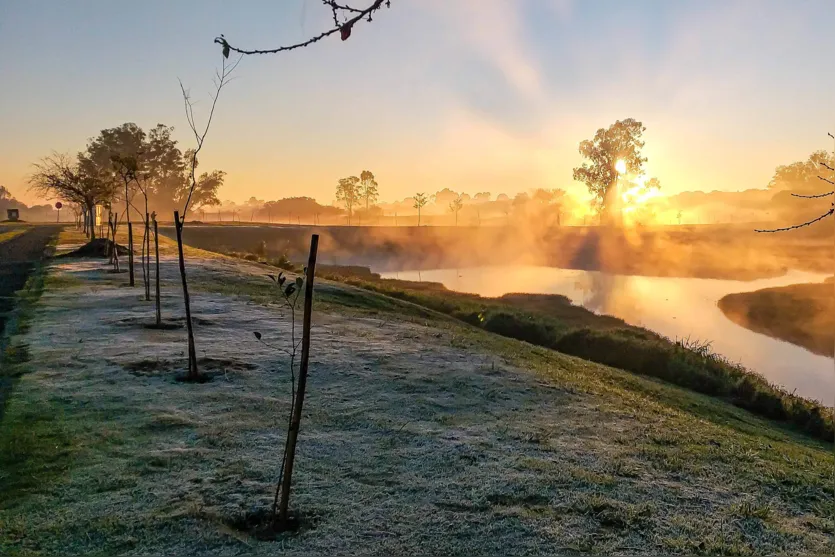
[0,242,832,555]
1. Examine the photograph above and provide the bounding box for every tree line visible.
[28,122,225,237]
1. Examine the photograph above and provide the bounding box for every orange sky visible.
[2,0,833,207]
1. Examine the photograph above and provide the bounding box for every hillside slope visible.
[0,236,832,555]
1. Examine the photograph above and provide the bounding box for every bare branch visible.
[819,162,834,172]
[179,54,243,220]
[755,208,834,232]
[818,175,835,186]
[792,190,834,199]
[214,0,389,56]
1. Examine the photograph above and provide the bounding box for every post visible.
[154,217,161,327]
[174,211,198,379]
[145,212,151,301]
[277,234,319,527]
[128,222,135,286]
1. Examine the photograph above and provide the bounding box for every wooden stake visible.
[174,211,198,378]
[277,234,319,527]
[153,216,162,327]
[128,222,135,286]
[145,213,151,301]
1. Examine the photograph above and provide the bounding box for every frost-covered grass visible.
[0,231,832,555]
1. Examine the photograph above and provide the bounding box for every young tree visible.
[111,154,140,285]
[176,53,242,381]
[573,118,647,223]
[29,153,115,239]
[212,1,393,532]
[359,170,378,221]
[448,193,463,226]
[413,192,428,226]
[336,176,360,225]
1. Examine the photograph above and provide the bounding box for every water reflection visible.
[378,266,834,405]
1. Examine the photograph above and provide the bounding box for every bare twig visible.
[792,190,834,199]
[179,54,243,220]
[755,207,834,233]
[214,0,389,57]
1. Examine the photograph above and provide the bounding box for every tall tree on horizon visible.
[336,176,361,225]
[573,118,647,223]
[359,170,378,222]
[449,193,463,226]
[413,192,429,226]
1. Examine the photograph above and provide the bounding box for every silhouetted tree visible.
[757,135,835,234]
[449,193,463,226]
[359,170,378,220]
[573,118,647,222]
[768,150,835,194]
[29,153,115,239]
[336,176,361,225]
[413,192,428,226]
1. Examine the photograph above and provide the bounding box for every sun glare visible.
[615,160,627,174]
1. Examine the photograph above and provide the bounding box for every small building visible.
[6,208,19,222]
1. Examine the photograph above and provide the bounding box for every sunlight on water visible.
[380,266,834,404]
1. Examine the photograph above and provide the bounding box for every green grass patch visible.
[0,393,79,508]
[0,228,27,245]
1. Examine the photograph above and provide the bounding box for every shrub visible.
[483,312,558,348]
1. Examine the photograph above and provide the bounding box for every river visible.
[378,266,834,405]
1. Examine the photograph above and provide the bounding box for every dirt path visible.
[0,225,60,335]
[1,245,831,555]
[0,225,60,422]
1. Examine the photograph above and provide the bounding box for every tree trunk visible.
[106,212,113,262]
[85,202,96,240]
[174,211,198,379]
[154,217,162,327]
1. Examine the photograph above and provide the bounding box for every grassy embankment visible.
[0,227,29,245]
[0,229,833,553]
[218,248,834,444]
[719,282,834,358]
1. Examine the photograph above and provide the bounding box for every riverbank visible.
[719,282,834,358]
[327,274,833,442]
[1,230,832,554]
[204,246,834,441]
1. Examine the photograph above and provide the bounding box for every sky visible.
[1,0,834,207]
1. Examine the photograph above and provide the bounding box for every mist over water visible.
[380,265,834,405]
